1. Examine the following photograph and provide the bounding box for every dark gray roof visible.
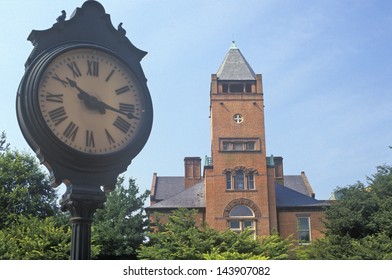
[154,176,184,201]
[283,175,311,197]
[216,42,256,81]
[147,182,205,209]
[275,184,329,208]
[150,175,327,210]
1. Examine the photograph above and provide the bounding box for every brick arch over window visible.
[222,166,259,175]
[223,198,261,218]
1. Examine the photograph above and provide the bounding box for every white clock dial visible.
[38,47,146,155]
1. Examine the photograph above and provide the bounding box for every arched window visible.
[234,170,245,190]
[224,168,257,191]
[247,172,255,190]
[225,172,232,190]
[228,205,255,234]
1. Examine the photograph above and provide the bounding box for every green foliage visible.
[0,215,70,260]
[0,131,10,154]
[257,232,293,260]
[203,249,268,260]
[297,232,392,260]
[138,208,204,260]
[93,177,150,259]
[138,208,293,260]
[0,149,58,228]
[299,165,392,259]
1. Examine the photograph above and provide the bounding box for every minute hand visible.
[96,101,139,120]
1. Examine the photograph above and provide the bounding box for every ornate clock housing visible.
[16,1,153,188]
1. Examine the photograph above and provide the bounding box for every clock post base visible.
[60,184,106,260]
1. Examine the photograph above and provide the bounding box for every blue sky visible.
[1,0,391,200]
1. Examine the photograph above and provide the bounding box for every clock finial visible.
[118,22,126,36]
[56,10,66,23]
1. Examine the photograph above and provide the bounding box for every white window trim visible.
[297,217,311,245]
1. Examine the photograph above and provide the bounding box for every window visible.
[245,142,255,150]
[228,205,255,235]
[247,172,255,190]
[297,217,311,244]
[226,172,232,190]
[219,138,260,152]
[234,170,245,190]
[233,114,244,124]
[245,83,252,93]
[225,169,256,191]
[223,141,230,151]
[230,205,254,216]
[219,82,255,94]
[230,84,244,93]
[233,142,243,151]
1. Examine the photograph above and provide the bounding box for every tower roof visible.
[216,41,256,80]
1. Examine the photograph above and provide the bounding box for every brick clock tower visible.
[148,42,328,243]
[204,42,277,236]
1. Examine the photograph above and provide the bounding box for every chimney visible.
[266,155,284,185]
[184,157,202,189]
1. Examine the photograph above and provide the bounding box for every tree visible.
[0,215,70,260]
[138,208,293,260]
[0,146,58,229]
[298,165,392,259]
[0,131,10,154]
[93,177,150,259]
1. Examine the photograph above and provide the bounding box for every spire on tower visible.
[216,42,256,80]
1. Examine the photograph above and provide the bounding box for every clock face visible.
[37,47,148,155]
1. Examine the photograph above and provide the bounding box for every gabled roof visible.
[275,184,329,208]
[147,182,205,209]
[153,176,184,201]
[284,174,314,197]
[216,41,256,81]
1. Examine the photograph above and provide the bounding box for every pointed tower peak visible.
[229,41,238,50]
[216,42,256,80]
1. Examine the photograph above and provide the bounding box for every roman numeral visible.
[113,116,131,133]
[63,122,79,141]
[52,73,68,87]
[115,85,130,95]
[105,69,115,82]
[105,129,116,144]
[48,107,68,126]
[85,130,95,147]
[45,92,63,103]
[86,60,99,77]
[119,103,135,114]
[67,61,82,78]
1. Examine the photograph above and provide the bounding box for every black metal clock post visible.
[16,1,153,260]
[60,185,106,260]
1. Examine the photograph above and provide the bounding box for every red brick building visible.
[147,42,328,243]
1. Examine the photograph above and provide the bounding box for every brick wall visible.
[277,209,326,242]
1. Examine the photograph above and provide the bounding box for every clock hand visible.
[66,77,139,119]
[94,101,140,120]
[66,77,94,100]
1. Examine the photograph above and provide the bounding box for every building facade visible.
[147,42,328,243]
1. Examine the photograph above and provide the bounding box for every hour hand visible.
[66,77,87,97]
[66,77,79,90]
[66,77,104,112]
